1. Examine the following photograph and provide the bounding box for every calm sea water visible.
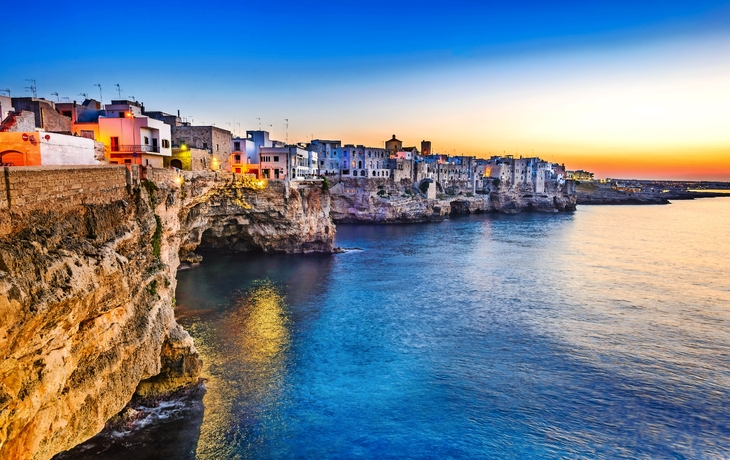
[62,199,730,459]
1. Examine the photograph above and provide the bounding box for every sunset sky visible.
[2,0,729,180]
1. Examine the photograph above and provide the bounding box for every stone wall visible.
[0,165,127,214]
[10,99,71,133]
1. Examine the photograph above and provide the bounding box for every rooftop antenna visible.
[1,89,10,97]
[115,83,122,99]
[285,118,289,144]
[51,92,59,102]
[61,96,70,102]
[129,96,136,102]
[94,83,102,104]
[78,92,88,99]
[256,117,261,130]
[25,79,37,98]
[236,122,240,136]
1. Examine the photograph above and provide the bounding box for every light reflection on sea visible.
[57,198,730,459]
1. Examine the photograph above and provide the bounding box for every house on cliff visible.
[72,100,173,167]
[260,145,318,182]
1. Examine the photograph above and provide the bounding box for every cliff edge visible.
[0,166,334,460]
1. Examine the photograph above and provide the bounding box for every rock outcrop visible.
[330,177,575,223]
[330,179,449,223]
[576,183,670,205]
[0,166,335,460]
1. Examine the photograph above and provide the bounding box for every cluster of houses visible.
[0,95,571,194]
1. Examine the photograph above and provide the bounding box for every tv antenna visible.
[51,92,59,102]
[256,117,261,130]
[1,89,10,97]
[115,83,122,99]
[78,92,88,99]
[285,118,289,144]
[94,83,102,103]
[128,96,136,102]
[25,79,37,98]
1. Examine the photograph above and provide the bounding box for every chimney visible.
[178,109,180,117]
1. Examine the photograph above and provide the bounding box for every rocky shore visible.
[0,166,334,460]
[330,177,576,223]
[576,182,728,205]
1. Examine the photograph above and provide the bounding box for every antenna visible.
[61,97,70,102]
[51,92,59,102]
[129,96,136,102]
[78,92,88,99]
[2,89,10,97]
[94,84,102,103]
[256,117,261,130]
[115,83,122,99]
[285,118,289,144]
[25,79,37,98]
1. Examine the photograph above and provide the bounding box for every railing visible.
[111,145,160,153]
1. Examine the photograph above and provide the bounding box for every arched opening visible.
[358,160,362,169]
[170,159,183,169]
[360,170,366,176]
[0,151,26,166]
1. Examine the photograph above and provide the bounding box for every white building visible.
[260,145,318,182]
[96,100,172,167]
[0,96,13,122]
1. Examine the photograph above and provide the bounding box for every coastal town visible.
[0,94,578,199]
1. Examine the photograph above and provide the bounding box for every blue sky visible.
[3,0,730,178]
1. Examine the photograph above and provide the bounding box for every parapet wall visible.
[0,165,129,211]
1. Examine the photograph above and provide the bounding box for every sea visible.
[57,198,730,459]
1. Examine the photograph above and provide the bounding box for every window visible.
[235,155,241,162]
[144,136,149,145]
[124,159,132,164]
[162,139,170,148]
[118,112,125,118]
[234,141,240,151]
[273,156,279,162]
[216,144,219,152]
[203,142,208,150]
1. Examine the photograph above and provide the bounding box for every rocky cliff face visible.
[0,167,335,460]
[178,174,334,256]
[330,178,575,223]
[330,179,449,223]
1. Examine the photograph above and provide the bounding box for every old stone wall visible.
[0,166,127,215]
[10,99,71,133]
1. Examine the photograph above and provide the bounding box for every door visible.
[152,138,158,152]
[110,137,119,152]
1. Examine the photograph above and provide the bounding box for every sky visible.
[2,0,730,180]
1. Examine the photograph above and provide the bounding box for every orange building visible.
[0,132,98,166]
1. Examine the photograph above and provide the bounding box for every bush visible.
[151,214,163,260]
[320,176,330,192]
[377,189,387,197]
[492,178,501,187]
[419,182,429,193]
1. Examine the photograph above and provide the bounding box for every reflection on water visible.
[185,281,290,460]
[61,199,730,459]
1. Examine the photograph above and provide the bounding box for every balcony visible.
[112,145,160,153]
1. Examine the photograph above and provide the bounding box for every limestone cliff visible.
[330,178,575,223]
[0,166,335,460]
[330,179,449,223]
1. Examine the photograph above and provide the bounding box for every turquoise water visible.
[60,199,730,459]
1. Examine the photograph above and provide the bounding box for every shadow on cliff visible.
[52,385,206,460]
